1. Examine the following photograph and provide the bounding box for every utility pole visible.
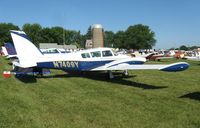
[63,27,65,49]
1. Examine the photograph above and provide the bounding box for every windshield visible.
[102,50,113,57]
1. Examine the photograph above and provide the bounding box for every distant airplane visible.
[184,50,200,61]
[185,56,200,61]
[4,42,18,59]
[147,50,186,61]
[1,46,8,56]
[4,30,190,79]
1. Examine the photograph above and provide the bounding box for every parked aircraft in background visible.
[3,30,190,79]
[186,56,200,61]
[4,42,18,59]
[147,50,186,61]
[184,50,200,61]
[185,55,200,61]
[0,46,8,56]
[130,51,154,59]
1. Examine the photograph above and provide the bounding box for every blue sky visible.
[0,0,200,49]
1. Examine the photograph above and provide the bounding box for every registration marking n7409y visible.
[53,61,79,68]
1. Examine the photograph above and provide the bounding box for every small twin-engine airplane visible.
[4,30,189,79]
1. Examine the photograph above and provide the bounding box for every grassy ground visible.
[0,57,200,128]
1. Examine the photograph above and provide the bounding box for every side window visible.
[85,53,90,58]
[43,49,59,54]
[90,51,101,57]
[81,53,86,58]
[61,51,66,53]
[53,49,59,53]
[81,53,90,58]
[102,50,113,57]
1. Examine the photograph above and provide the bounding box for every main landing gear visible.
[108,71,114,79]
[107,70,129,79]
[123,70,129,76]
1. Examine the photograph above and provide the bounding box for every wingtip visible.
[159,62,189,72]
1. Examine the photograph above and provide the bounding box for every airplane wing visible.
[92,62,189,72]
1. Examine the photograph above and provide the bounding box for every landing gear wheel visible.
[37,71,43,77]
[107,71,114,79]
[123,70,129,76]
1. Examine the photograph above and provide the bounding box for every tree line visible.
[0,23,157,49]
[170,45,200,51]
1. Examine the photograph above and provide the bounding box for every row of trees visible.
[170,45,200,51]
[0,23,19,46]
[104,24,156,49]
[0,23,157,49]
[22,24,85,47]
[0,23,85,47]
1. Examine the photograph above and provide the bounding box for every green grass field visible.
[0,57,200,128]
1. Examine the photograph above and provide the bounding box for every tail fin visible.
[10,30,43,67]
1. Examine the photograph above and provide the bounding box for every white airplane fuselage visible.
[35,48,146,71]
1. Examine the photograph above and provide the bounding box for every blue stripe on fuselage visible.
[79,60,113,70]
[37,60,113,71]
[37,60,145,71]
[107,61,144,68]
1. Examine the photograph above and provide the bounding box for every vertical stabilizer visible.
[10,30,43,67]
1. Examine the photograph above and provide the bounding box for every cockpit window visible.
[42,49,59,54]
[90,51,101,57]
[81,53,90,58]
[51,49,59,53]
[102,50,113,57]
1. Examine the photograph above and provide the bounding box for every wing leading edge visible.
[92,62,189,72]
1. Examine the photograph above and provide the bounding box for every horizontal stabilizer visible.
[13,61,37,68]
[13,67,51,75]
